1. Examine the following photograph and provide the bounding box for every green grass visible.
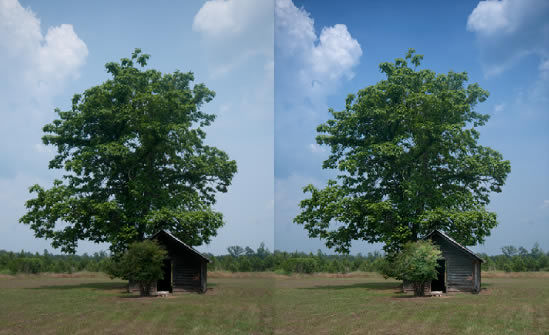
[0,272,547,334]
[273,272,549,335]
[0,273,273,334]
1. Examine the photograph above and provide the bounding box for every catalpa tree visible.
[20,49,237,254]
[295,49,510,254]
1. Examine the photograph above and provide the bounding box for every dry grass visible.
[273,273,549,335]
[483,271,549,278]
[0,271,107,280]
[0,273,273,334]
[1,271,548,334]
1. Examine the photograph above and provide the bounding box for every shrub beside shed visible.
[403,230,483,294]
[129,230,209,294]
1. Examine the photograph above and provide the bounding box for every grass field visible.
[0,272,547,334]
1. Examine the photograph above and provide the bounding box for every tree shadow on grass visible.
[27,282,126,291]
[300,282,400,291]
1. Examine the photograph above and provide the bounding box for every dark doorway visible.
[157,259,172,292]
[431,259,446,292]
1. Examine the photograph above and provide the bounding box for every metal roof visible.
[422,229,484,263]
[149,230,210,263]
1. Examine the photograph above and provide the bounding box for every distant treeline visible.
[204,242,549,273]
[1,243,549,275]
[205,243,385,274]
[0,249,111,274]
[477,243,549,272]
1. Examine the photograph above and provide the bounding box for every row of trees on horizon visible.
[1,243,549,275]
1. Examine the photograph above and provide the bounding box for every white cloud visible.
[542,200,549,208]
[38,24,88,82]
[311,25,362,80]
[33,143,53,154]
[0,0,87,98]
[309,143,326,154]
[0,0,87,178]
[276,0,362,95]
[493,103,505,114]
[467,0,549,77]
[275,0,315,54]
[539,58,549,79]
[192,0,272,82]
[193,0,270,38]
[467,0,514,36]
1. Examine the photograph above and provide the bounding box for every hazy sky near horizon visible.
[275,0,549,255]
[0,0,547,257]
[0,0,273,255]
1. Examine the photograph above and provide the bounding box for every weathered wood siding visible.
[403,232,482,294]
[474,260,481,293]
[173,256,201,291]
[431,234,477,293]
[128,231,209,294]
[157,233,206,293]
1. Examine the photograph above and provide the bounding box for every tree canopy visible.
[20,49,237,254]
[294,49,511,254]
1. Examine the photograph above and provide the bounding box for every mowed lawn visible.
[1,272,548,334]
[0,272,274,334]
[274,272,549,335]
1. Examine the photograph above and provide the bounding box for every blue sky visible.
[0,0,547,257]
[275,0,549,255]
[0,0,273,255]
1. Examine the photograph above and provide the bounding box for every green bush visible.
[389,240,442,296]
[113,240,167,296]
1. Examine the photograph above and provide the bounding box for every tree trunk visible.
[413,281,425,297]
[139,282,151,296]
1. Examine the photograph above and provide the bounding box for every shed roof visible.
[422,230,484,263]
[150,230,210,263]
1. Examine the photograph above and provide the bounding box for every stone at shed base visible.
[155,291,170,297]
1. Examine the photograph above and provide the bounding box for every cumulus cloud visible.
[276,0,362,99]
[192,0,272,82]
[0,0,87,176]
[193,0,271,38]
[309,143,326,154]
[0,0,88,99]
[275,0,362,180]
[467,0,516,36]
[493,103,505,114]
[467,0,549,77]
[274,0,363,252]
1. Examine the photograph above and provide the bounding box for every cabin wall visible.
[474,260,481,293]
[172,254,202,292]
[432,235,476,292]
[155,234,207,293]
[403,234,481,294]
[128,233,209,294]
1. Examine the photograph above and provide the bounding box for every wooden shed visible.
[404,230,483,294]
[129,230,210,294]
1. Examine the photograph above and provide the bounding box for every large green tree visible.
[295,49,510,254]
[20,49,237,254]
